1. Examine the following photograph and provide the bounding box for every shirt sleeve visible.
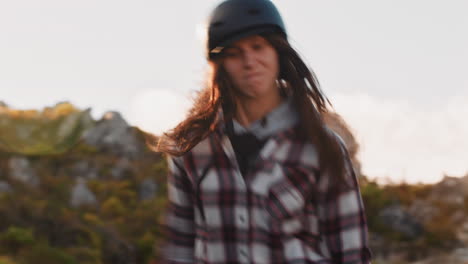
[162,155,196,264]
[318,140,372,264]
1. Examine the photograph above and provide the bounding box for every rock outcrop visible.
[82,112,145,159]
[139,178,158,201]
[0,181,13,194]
[8,156,39,186]
[70,178,98,208]
[378,204,424,239]
[70,160,99,179]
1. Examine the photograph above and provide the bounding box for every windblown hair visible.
[156,33,351,192]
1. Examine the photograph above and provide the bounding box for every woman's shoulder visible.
[169,130,219,161]
[324,126,348,148]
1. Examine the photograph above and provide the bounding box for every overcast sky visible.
[1,0,467,184]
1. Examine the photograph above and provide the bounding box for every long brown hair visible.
[156,33,351,192]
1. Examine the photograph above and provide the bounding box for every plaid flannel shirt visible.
[163,119,372,263]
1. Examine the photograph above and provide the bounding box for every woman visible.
[158,0,372,263]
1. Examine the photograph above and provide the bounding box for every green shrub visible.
[360,180,394,234]
[101,197,126,218]
[136,232,156,264]
[152,159,167,176]
[0,107,93,155]
[19,243,78,264]
[0,227,34,255]
[0,256,17,264]
[66,247,101,264]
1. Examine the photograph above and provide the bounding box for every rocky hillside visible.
[0,102,165,264]
[0,102,467,263]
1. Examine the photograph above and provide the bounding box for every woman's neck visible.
[234,92,284,127]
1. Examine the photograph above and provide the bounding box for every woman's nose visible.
[242,50,256,68]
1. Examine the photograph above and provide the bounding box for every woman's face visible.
[221,35,280,102]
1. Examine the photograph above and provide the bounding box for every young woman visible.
[158,0,372,263]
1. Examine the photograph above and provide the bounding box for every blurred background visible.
[0,0,467,263]
[1,0,466,184]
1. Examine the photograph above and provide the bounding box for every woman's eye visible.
[252,43,263,50]
[224,53,237,58]
[223,49,239,57]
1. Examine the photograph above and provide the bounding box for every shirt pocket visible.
[252,163,320,239]
[266,177,307,236]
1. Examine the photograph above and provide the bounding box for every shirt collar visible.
[231,97,299,140]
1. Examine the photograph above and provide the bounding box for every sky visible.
[0,0,467,184]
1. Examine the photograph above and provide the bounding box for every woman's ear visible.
[277,79,291,97]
